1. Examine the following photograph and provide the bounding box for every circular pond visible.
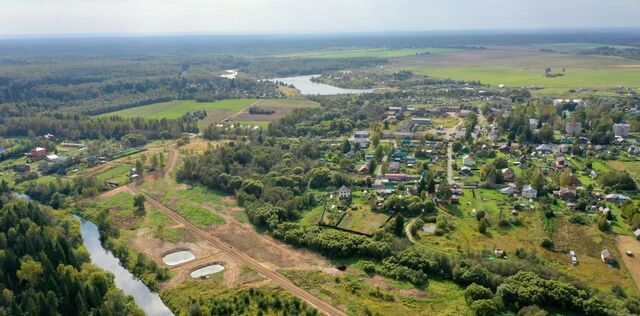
[190,264,225,278]
[162,250,195,266]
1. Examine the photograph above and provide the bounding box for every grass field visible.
[432,188,639,294]
[277,47,459,59]
[228,98,320,125]
[140,177,227,227]
[99,99,256,120]
[393,47,640,94]
[338,207,390,235]
[279,269,469,315]
[94,164,132,185]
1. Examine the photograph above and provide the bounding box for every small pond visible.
[162,250,196,266]
[190,264,225,278]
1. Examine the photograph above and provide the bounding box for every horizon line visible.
[1,26,640,40]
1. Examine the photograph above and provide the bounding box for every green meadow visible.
[394,48,640,94]
[99,99,256,119]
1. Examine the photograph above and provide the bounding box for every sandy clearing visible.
[616,235,640,290]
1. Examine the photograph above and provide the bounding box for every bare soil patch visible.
[209,220,336,272]
[616,235,640,290]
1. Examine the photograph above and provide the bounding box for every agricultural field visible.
[99,99,257,121]
[392,46,640,94]
[276,47,460,59]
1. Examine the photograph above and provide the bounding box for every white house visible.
[522,185,537,199]
[463,155,475,167]
[338,185,352,199]
[529,118,539,130]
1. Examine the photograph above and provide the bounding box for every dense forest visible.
[0,194,142,315]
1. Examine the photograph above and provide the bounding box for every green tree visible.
[17,256,44,286]
[394,215,405,236]
[133,194,146,217]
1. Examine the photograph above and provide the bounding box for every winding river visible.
[75,217,173,316]
[271,75,373,95]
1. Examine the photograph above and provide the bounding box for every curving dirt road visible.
[128,185,346,316]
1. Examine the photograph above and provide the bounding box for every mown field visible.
[276,47,459,59]
[228,98,320,125]
[98,99,256,120]
[392,46,640,95]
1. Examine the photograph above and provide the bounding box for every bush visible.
[569,214,588,225]
[361,261,376,275]
[465,283,493,304]
[540,238,554,249]
[517,305,548,316]
[470,299,499,316]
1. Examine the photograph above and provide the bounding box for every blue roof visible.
[0,147,4,154]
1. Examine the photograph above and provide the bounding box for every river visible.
[270,75,373,95]
[75,217,173,316]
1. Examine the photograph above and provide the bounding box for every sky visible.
[1,0,639,36]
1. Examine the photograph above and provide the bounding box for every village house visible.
[536,144,552,153]
[351,131,370,148]
[522,185,537,199]
[501,168,515,182]
[460,166,472,176]
[553,187,577,200]
[411,117,432,125]
[338,185,352,199]
[388,161,401,173]
[500,186,517,195]
[384,173,408,182]
[566,122,582,136]
[613,123,630,137]
[26,147,47,161]
[555,156,570,169]
[463,154,475,167]
[358,162,370,175]
[605,193,631,204]
[529,118,539,130]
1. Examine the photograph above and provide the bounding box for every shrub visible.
[465,283,493,304]
[470,299,498,316]
[540,238,554,249]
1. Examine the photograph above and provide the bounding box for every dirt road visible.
[128,185,346,316]
[615,235,640,290]
[164,145,178,175]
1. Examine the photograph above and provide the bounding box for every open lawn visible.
[338,207,390,235]
[276,47,459,59]
[98,99,256,120]
[393,47,640,94]
[94,164,132,185]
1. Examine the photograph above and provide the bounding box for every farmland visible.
[276,47,460,59]
[392,47,640,94]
